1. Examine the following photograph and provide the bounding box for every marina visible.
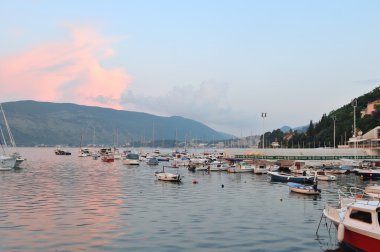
[1,147,379,251]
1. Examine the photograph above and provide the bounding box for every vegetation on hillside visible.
[259,86,380,148]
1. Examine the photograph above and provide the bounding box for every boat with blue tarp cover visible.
[287,182,321,195]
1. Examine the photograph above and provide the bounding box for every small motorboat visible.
[155,166,181,182]
[123,153,140,165]
[54,148,71,155]
[101,154,114,162]
[323,198,380,252]
[267,171,314,184]
[287,182,321,195]
[227,162,254,173]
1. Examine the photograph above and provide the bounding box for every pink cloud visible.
[0,25,130,109]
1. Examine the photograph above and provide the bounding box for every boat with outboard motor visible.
[267,171,314,184]
[287,182,321,195]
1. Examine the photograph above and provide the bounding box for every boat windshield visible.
[350,210,372,224]
[127,154,139,159]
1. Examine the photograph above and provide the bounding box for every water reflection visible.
[0,148,375,251]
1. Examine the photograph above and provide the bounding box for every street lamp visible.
[332,115,336,149]
[261,112,267,149]
[352,99,357,159]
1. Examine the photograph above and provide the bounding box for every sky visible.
[1,0,379,137]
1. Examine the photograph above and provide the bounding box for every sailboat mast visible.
[0,125,8,147]
[0,104,16,148]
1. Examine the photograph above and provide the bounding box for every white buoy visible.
[337,223,345,242]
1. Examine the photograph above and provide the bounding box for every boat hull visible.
[123,159,139,165]
[358,171,380,180]
[155,172,181,182]
[342,227,380,252]
[0,156,17,170]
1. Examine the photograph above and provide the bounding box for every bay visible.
[0,148,369,251]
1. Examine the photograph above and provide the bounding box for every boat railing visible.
[338,185,380,207]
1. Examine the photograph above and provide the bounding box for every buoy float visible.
[337,223,345,242]
[192,180,198,184]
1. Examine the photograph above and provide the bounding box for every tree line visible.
[259,86,380,148]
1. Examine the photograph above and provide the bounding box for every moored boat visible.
[155,166,181,182]
[101,154,114,162]
[357,169,380,180]
[227,162,254,173]
[287,182,321,195]
[267,171,314,184]
[323,199,380,252]
[123,153,140,165]
[364,185,380,199]
[0,155,17,171]
[55,148,71,155]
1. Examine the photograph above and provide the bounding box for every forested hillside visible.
[260,86,380,148]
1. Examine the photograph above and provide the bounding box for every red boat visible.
[101,154,114,162]
[323,198,380,252]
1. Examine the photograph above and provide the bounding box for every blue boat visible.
[268,171,314,184]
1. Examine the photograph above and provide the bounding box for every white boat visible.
[123,153,140,165]
[287,182,321,195]
[155,166,181,182]
[155,172,181,182]
[323,198,380,252]
[0,155,17,171]
[78,148,91,157]
[113,148,122,159]
[364,185,380,199]
[312,170,337,181]
[0,103,25,168]
[227,162,254,173]
[253,164,268,174]
[208,161,230,171]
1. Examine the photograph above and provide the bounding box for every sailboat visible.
[0,104,25,169]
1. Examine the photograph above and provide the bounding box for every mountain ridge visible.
[0,100,234,146]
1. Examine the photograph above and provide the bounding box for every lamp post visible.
[332,115,336,149]
[352,99,357,159]
[261,112,267,149]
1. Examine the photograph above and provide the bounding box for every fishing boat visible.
[155,166,181,182]
[323,198,380,252]
[287,182,321,195]
[267,171,314,184]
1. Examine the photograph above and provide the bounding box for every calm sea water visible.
[0,148,372,251]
